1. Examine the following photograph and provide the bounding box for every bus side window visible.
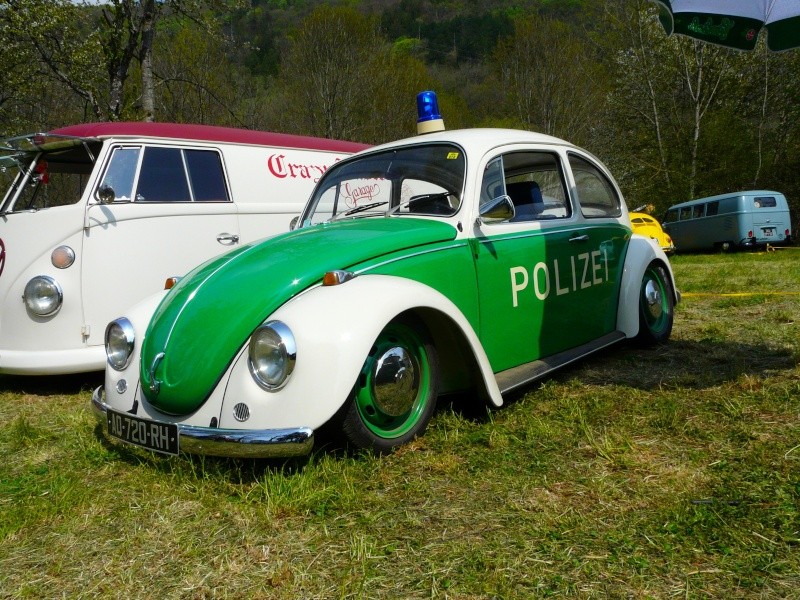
[706,201,719,216]
[664,209,678,223]
[680,206,692,220]
[692,204,704,218]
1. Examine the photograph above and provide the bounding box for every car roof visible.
[48,122,371,153]
[365,128,578,156]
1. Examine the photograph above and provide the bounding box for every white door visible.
[81,144,240,347]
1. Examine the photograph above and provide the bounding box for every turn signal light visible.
[164,276,181,290]
[322,270,355,286]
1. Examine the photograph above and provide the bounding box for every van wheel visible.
[340,317,439,453]
[636,263,674,346]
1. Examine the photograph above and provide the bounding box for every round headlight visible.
[248,320,296,391]
[105,318,135,371]
[23,276,63,316]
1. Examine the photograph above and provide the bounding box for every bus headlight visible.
[23,276,63,316]
[105,318,135,371]
[248,321,296,391]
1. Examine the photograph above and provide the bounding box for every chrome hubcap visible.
[644,279,663,320]
[372,346,418,417]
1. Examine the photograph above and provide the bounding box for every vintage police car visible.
[92,95,678,457]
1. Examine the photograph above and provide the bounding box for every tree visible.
[491,13,607,148]
[275,5,435,143]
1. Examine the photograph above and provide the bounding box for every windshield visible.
[0,140,99,214]
[299,143,466,227]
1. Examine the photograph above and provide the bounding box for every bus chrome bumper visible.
[91,386,314,458]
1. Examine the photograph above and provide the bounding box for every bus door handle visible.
[569,234,589,243]
[216,233,240,245]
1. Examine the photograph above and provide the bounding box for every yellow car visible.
[630,212,675,254]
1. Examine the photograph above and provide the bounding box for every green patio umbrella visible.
[652,1,800,51]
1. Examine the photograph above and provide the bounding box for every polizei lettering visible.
[267,154,330,182]
[510,248,609,307]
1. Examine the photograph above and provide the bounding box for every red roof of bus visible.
[50,122,371,154]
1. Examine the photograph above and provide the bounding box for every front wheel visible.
[339,317,439,453]
[635,263,674,346]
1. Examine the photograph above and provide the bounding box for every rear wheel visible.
[340,317,439,453]
[636,263,674,346]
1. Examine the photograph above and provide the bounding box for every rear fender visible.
[617,234,678,338]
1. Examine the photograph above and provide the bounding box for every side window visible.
[99,146,141,201]
[185,150,229,202]
[679,206,692,220]
[485,151,570,222]
[664,209,678,223]
[692,204,704,218]
[135,147,191,202]
[706,201,719,216]
[479,157,505,210]
[568,154,621,218]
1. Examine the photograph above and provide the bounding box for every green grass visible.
[1,250,799,598]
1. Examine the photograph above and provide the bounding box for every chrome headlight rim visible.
[105,317,135,371]
[23,275,63,317]
[248,320,296,392]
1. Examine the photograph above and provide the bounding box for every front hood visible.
[140,217,458,414]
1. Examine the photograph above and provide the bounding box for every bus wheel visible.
[636,263,674,346]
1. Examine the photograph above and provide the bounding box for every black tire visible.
[339,316,439,453]
[635,262,674,346]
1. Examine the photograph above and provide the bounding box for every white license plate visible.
[107,409,179,455]
[762,227,775,237]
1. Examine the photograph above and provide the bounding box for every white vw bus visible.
[0,122,368,375]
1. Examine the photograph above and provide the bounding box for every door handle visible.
[216,233,240,245]
[569,234,589,243]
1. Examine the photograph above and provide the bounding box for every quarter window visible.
[568,154,621,218]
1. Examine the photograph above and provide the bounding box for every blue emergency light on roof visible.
[416,91,445,135]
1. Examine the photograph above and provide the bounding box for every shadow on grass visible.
[557,338,796,391]
[0,371,103,395]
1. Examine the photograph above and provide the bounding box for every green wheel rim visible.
[641,267,670,336]
[354,323,433,439]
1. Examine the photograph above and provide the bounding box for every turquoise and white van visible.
[662,191,792,252]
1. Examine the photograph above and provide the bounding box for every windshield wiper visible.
[327,201,388,222]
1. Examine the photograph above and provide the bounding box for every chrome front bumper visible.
[91,386,314,458]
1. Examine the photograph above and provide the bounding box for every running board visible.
[495,331,626,395]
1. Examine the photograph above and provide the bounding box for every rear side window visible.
[706,201,719,216]
[98,145,229,203]
[568,154,621,218]
[754,196,777,208]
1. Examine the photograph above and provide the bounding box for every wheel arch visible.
[617,235,678,338]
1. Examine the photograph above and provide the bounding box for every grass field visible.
[1,250,798,599]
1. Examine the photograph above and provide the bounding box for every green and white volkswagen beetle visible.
[92,95,678,458]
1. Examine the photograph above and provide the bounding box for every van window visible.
[664,209,678,223]
[98,145,229,203]
[680,206,692,220]
[754,196,777,208]
[185,150,228,201]
[706,201,719,216]
[692,204,704,218]
[568,154,620,218]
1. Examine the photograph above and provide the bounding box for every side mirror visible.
[478,195,515,224]
[289,216,300,230]
[97,184,115,205]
